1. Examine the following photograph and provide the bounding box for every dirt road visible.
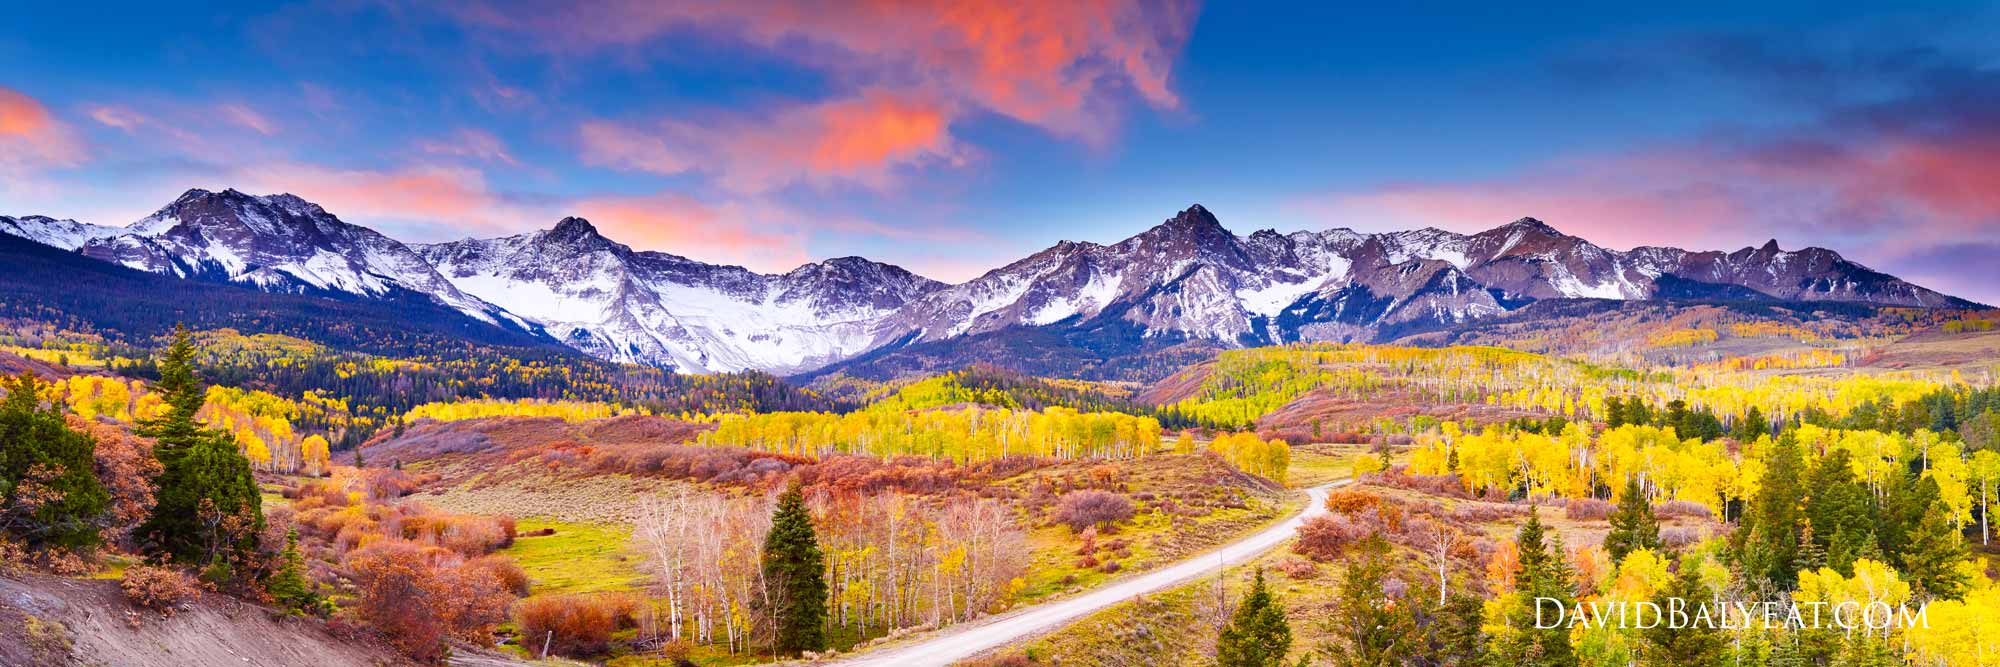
[824,480,1344,666]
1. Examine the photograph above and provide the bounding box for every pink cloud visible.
[445,1,1196,141]
[0,86,85,171]
[571,192,812,271]
[580,89,967,192]
[1301,130,2000,256]
[233,162,527,231]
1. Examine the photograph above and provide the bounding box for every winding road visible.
[825,480,1345,666]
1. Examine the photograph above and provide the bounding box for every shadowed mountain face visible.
[2,195,1978,374]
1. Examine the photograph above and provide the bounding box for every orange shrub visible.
[121,565,200,614]
[513,593,622,658]
[466,555,532,597]
[1324,488,1381,514]
[344,540,514,662]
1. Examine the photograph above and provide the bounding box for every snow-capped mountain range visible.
[1,191,1976,374]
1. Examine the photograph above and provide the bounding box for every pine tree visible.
[1898,508,1971,600]
[1639,559,1727,667]
[138,325,205,453]
[1604,477,1662,563]
[1431,592,1489,667]
[136,328,263,567]
[1735,432,1803,591]
[1802,449,1874,574]
[1794,521,1827,573]
[1734,406,1769,442]
[1221,568,1294,667]
[1495,509,1577,667]
[265,528,326,615]
[0,373,110,551]
[761,481,827,655]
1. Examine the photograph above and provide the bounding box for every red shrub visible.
[1653,500,1713,520]
[344,540,515,662]
[1273,555,1318,579]
[1294,514,1368,562]
[1564,498,1614,521]
[1052,490,1135,533]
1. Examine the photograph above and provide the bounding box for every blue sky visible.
[2,1,1995,303]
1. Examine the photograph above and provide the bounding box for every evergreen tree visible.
[0,373,110,551]
[1495,509,1577,667]
[1316,537,1406,666]
[1734,406,1769,442]
[1604,477,1662,563]
[1898,507,1971,600]
[265,528,327,615]
[1794,521,1827,574]
[138,325,205,453]
[1735,432,1803,590]
[1802,450,1874,574]
[135,327,263,566]
[1431,592,1489,667]
[761,481,827,655]
[1221,568,1294,667]
[1875,472,1936,561]
[1638,559,1727,667]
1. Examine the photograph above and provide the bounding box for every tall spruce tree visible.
[0,373,109,551]
[138,325,205,453]
[135,326,263,567]
[1220,568,1294,667]
[1604,477,1662,563]
[1496,509,1578,667]
[1638,559,1727,667]
[1898,507,1971,600]
[1735,432,1803,590]
[1802,449,1875,575]
[761,481,827,655]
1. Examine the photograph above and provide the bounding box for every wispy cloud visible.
[0,86,86,171]
[217,103,278,136]
[418,128,518,165]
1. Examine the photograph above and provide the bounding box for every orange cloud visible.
[571,192,812,271]
[581,89,964,192]
[485,2,1198,196]
[0,86,85,171]
[234,162,525,231]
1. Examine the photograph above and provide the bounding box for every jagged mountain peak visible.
[1139,203,1234,245]
[2,194,1980,375]
[548,215,600,237]
[538,216,621,251]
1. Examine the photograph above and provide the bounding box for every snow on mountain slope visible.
[2,193,1977,374]
[417,218,942,373]
[0,215,125,250]
[5,189,522,327]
